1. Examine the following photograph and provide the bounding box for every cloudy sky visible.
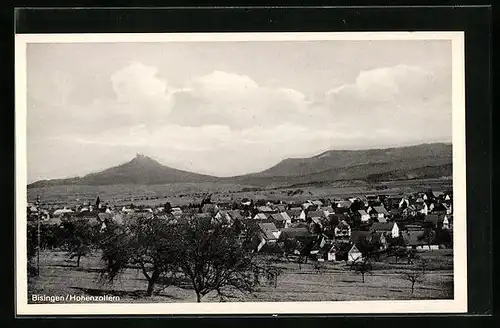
[26,39,452,183]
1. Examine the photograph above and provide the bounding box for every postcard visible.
[15,31,466,315]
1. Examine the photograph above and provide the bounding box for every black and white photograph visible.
[15,32,467,315]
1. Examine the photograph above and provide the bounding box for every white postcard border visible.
[15,31,467,315]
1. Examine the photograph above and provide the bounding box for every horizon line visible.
[28,141,452,184]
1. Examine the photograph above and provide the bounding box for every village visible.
[27,188,454,265]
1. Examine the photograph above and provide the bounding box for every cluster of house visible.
[28,189,453,263]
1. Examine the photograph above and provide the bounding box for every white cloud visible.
[111,62,170,102]
[324,64,451,140]
[167,70,322,129]
[28,61,452,179]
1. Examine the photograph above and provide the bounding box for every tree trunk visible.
[76,254,81,267]
[196,291,202,303]
[411,282,415,295]
[362,273,365,283]
[146,279,155,297]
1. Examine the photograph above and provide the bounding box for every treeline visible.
[27,217,282,302]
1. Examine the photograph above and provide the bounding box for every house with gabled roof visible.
[274,204,288,213]
[310,200,323,208]
[321,205,334,216]
[403,204,417,217]
[279,227,311,241]
[347,244,363,263]
[306,210,326,220]
[367,205,389,221]
[201,203,219,214]
[53,207,74,216]
[257,205,276,214]
[357,209,370,222]
[171,207,183,215]
[402,230,439,250]
[98,212,112,222]
[336,200,353,209]
[399,197,410,209]
[370,221,400,238]
[285,209,302,221]
[310,216,327,230]
[326,242,353,262]
[442,203,453,215]
[334,220,351,239]
[258,222,281,241]
[227,210,244,222]
[253,213,268,221]
[269,213,291,229]
[429,202,447,214]
[213,210,232,226]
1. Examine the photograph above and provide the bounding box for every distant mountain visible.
[28,154,217,188]
[248,143,452,178]
[28,143,453,188]
[222,143,453,187]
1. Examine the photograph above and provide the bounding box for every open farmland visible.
[28,249,453,303]
[27,178,452,208]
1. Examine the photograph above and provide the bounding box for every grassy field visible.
[27,178,452,208]
[28,249,453,304]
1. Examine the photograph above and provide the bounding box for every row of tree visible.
[28,217,283,302]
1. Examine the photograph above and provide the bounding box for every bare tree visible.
[418,257,430,274]
[402,269,425,296]
[313,260,326,274]
[349,256,373,283]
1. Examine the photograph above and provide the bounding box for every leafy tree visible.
[98,217,180,296]
[436,228,453,248]
[386,235,406,248]
[387,246,409,264]
[61,220,100,267]
[421,227,437,249]
[280,238,301,262]
[163,202,172,214]
[418,257,430,274]
[27,223,38,276]
[406,249,420,264]
[255,199,267,207]
[350,199,363,212]
[296,236,315,267]
[173,218,281,302]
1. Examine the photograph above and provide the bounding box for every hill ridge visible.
[28,142,452,188]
